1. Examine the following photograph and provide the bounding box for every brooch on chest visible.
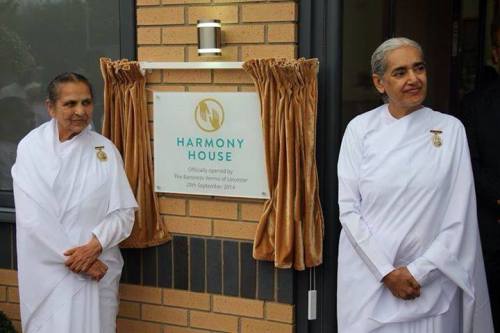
[95,146,108,161]
[430,130,443,148]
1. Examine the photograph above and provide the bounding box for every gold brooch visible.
[430,130,442,147]
[95,146,107,161]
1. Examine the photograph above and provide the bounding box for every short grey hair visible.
[371,37,424,77]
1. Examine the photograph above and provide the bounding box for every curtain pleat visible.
[100,58,170,248]
[242,58,324,270]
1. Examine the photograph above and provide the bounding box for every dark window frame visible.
[296,1,343,332]
[0,0,136,224]
[0,192,15,223]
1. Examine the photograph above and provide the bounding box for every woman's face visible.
[372,46,427,113]
[47,81,93,141]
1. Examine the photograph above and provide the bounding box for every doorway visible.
[341,0,497,127]
[298,0,496,332]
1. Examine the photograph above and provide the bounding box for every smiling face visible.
[47,81,93,141]
[372,46,427,117]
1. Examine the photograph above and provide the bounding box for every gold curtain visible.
[242,58,324,270]
[99,58,170,248]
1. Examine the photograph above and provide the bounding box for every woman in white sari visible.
[337,37,494,332]
[13,73,137,333]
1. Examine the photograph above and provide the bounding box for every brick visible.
[162,289,210,310]
[7,287,18,303]
[239,85,256,92]
[142,304,188,325]
[0,286,5,302]
[241,202,264,221]
[241,45,296,60]
[222,241,239,296]
[173,236,189,290]
[164,215,212,236]
[163,326,209,333]
[138,46,184,61]
[119,284,162,304]
[163,69,211,83]
[213,295,264,318]
[213,220,257,240]
[142,248,161,287]
[190,200,237,219]
[163,0,210,3]
[0,269,18,286]
[147,69,163,83]
[265,302,294,323]
[187,85,239,92]
[241,3,297,22]
[188,6,238,24]
[240,242,257,299]
[138,27,162,45]
[257,261,274,301]
[137,7,184,25]
[163,27,197,45]
[189,238,205,292]
[213,69,253,84]
[158,241,173,288]
[241,318,293,333]
[148,85,186,93]
[187,46,239,62]
[206,239,222,294]
[190,311,238,333]
[0,303,20,320]
[276,269,294,304]
[137,0,160,5]
[267,23,296,43]
[118,301,141,319]
[117,318,162,333]
[159,197,187,215]
[224,25,265,44]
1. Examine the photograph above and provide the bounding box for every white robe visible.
[337,105,494,332]
[12,119,138,333]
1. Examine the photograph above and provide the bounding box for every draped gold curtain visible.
[242,58,324,270]
[99,58,170,248]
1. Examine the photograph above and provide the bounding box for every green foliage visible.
[0,311,16,333]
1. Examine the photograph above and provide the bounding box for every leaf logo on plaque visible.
[194,98,225,132]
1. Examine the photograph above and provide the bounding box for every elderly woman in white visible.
[13,73,137,333]
[337,37,494,332]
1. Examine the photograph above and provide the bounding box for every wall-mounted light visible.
[197,19,222,56]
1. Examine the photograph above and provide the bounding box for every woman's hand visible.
[64,235,103,273]
[85,259,108,281]
[383,267,421,300]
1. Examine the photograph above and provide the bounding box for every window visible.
[0,0,135,221]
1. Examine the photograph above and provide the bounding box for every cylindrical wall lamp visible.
[197,19,222,56]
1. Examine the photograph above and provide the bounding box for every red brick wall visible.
[0,270,294,333]
[129,1,299,331]
[118,284,293,332]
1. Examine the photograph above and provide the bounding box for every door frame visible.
[296,1,343,332]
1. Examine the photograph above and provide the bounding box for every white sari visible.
[337,106,493,332]
[12,120,137,333]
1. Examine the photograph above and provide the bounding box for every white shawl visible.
[337,106,493,332]
[12,120,137,332]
